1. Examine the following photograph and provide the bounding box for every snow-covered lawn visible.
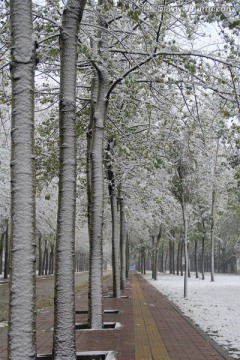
[144,272,240,359]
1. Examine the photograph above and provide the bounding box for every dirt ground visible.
[0,271,111,325]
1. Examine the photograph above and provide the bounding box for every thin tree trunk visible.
[126,234,129,279]
[110,187,120,296]
[42,240,47,276]
[49,244,54,275]
[195,239,199,278]
[44,246,49,276]
[217,240,220,273]
[106,139,120,298]
[160,244,164,272]
[201,219,205,280]
[210,188,215,282]
[152,236,156,280]
[38,235,42,276]
[153,224,163,280]
[188,246,191,278]
[0,232,3,275]
[119,183,127,290]
[177,241,180,275]
[9,2,37,357]
[169,239,172,274]
[172,241,175,274]
[182,199,188,298]
[53,1,86,357]
[222,246,226,273]
[4,221,9,280]
[164,254,168,273]
[211,139,219,282]
[180,239,183,276]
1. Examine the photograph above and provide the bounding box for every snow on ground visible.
[144,272,240,359]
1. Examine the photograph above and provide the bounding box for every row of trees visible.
[0,0,240,358]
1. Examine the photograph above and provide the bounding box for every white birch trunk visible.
[53,1,86,358]
[9,1,36,358]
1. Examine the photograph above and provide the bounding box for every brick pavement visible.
[0,271,236,360]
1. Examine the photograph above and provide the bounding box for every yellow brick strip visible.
[132,275,170,360]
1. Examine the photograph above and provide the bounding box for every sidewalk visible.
[0,271,235,359]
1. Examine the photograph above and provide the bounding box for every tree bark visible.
[177,241,180,275]
[169,239,173,274]
[88,0,110,328]
[182,199,188,298]
[44,246,49,276]
[53,1,86,357]
[210,188,216,282]
[152,224,163,280]
[180,239,183,276]
[119,183,127,290]
[38,235,42,276]
[152,236,156,279]
[211,139,219,282]
[9,1,37,358]
[4,221,9,280]
[201,219,205,280]
[106,139,120,298]
[0,232,3,275]
[195,239,199,279]
[42,239,47,276]
[126,235,129,278]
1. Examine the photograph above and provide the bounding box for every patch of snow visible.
[76,351,116,359]
[144,272,240,359]
[0,321,8,328]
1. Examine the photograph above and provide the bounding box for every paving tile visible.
[0,272,237,360]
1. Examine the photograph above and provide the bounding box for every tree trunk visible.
[88,0,109,328]
[160,244,164,272]
[44,246,49,276]
[126,235,129,279]
[106,139,120,298]
[49,243,54,275]
[222,246,226,273]
[195,239,198,278]
[4,221,9,280]
[152,236,156,280]
[119,183,127,290]
[42,239,47,276]
[210,139,219,282]
[177,241,180,275]
[172,241,175,274]
[210,188,215,282]
[0,232,3,275]
[169,239,172,274]
[38,235,42,276]
[53,1,86,357]
[152,224,163,280]
[180,239,183,276]
[164,253,168,273]
[9,2,37,357]
[182,199,188,298]
[201,219,205,280]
